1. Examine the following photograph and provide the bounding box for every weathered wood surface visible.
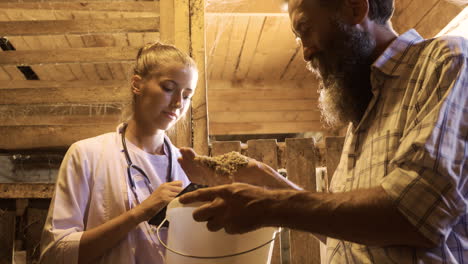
[0,183,54,199]
[285,138,320,264]
[26,200,50,263]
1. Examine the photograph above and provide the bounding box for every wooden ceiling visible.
[0,0,465,149]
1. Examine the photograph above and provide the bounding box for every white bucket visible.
[159,198,278,264]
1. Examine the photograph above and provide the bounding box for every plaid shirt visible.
[328,30,468,263]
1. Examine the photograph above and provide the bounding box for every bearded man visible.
[178,0,468,262]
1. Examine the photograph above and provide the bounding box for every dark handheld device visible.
[148,183,208,227]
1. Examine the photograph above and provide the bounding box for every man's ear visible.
[131,75,143,95]
[341,0,369,25]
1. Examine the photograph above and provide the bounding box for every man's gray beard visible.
[307,19,376,129]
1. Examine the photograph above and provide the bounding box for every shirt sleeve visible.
[381,50,468,245]
[40,142,91,264]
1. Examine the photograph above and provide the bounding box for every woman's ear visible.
[341,0,369,25]
[131,75,143,95]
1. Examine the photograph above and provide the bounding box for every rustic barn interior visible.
[0,0,466,263]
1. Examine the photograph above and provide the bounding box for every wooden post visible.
[190,0,209,156]
[160,0,209,154]
[285,138,320,264]
[247,139,281,264]
[211,141,241,156]
[160,0,192,148]
[325,136,345,186]
[0,200,15,264]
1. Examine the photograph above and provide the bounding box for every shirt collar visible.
[372,29,425,77]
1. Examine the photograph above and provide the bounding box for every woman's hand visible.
[135,181,184,221]
[178,148,301,190]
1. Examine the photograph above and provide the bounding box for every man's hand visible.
[178,148,301,190]
[179,183,280,234]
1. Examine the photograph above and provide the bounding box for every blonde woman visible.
[40,43,198,264]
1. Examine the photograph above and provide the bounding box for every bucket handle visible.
[156,218,281,259]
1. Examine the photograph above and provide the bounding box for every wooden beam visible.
[0,47,139,65]
[0,124,115,149]
[1,17,159,36]
[0,80,129,104]
[0,2,159,12]
[0,183,54,199]
[210,121,323,135]
[285,138,321,264]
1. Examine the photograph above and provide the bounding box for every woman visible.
[40,43,198,264]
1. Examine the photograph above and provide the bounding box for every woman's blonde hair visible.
[121,42,197,122]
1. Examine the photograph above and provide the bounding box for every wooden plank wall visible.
[208,80,323,135]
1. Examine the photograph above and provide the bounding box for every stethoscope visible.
[119,122,174,203]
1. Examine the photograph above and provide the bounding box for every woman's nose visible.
[170,93,183,109]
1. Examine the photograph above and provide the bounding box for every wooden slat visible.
[209,15,235,80]
[285,138,320,264]
[208,79,318,100]
[0,183,54,199]
[266,16,298,80]
[0,104,121,126]
[0,46,139,65]
[211,141,242,156]
[210,121,323,135]
[1,17,159,36]
[0,124,116,149]
[209,99,318,112]
[246,139,281,264]
[247,16,282,80]
[0,2,159,12]
[325,136,345,187]
[210,111,320,123]
[247,139,278,171]
[221,16,249,80]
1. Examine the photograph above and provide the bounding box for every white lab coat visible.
[40,125,190,264]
